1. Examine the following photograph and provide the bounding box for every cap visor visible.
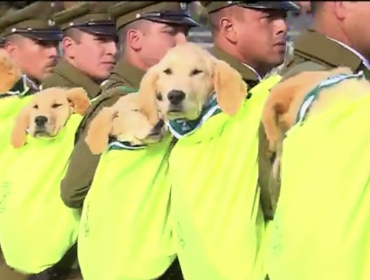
[78,25,117,37]
[239,1,300,11]
[23,31,62,42]
[145,15,200,28]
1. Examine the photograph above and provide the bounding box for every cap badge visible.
[48,19,55,27]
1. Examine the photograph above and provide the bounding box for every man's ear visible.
[65,87,90,115]
[219,16,237,44]
[4,40,16,55]
[62,36,78,59]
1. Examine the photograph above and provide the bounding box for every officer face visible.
[62,30,117,81]
[138,22,189,68]
[335,2,370,59]
[4,35,58,82]
[220,7,288,75]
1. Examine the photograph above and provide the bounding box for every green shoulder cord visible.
[0,75,31,99]
[120,85,138,94]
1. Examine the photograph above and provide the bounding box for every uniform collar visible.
[241,63,262,81]
[327,37,370,71]
[50,59,102,99]
[25,76,41,91]
[210,46,260,87]
[110,60,146,89]
[293,29,363,71]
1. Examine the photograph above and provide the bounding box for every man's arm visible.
[258,125,278,220]
[60,88,124,208]
[60,132,101,208]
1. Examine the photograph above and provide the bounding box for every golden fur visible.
[0,51,22,94]
[138,42,247,122]
[262,67,370,178]
[11,87,90,148]
[85,92,166,155]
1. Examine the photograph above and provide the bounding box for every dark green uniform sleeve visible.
[60,132,101,208]
[258,124,279,220]
[60,87,127,208]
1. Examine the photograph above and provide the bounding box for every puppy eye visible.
[132,109,139,112]
[190,69,203,76]
[33,104,38,109]
[163,68,172,75]
[156,93,163,101]
[52,103,62,108]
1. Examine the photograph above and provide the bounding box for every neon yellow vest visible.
[0,114,82,274]
[0,95,32,166]
[78,136,175,280]
[268,73,370,280]
[168,75,281,280]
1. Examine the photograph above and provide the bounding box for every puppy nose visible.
[35,116,48,126]
[167,90,185,105]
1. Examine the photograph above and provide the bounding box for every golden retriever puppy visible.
[262,67,370,177]
[138,42,247,122]
[1,87,89,280]
[85,92,166,155]
[11,87,90,148]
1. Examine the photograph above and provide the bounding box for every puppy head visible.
[11,87,89,148]
[85,92,166,155]
[0,52,22,94]
[262,67,354,153]
[138,42,247,121]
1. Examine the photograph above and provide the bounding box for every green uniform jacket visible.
[282,29,370,78]
[60,60,145,208]
[42,59,102,100]
[210,46,276,220]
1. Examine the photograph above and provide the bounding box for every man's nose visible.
[105,41,118,56]
[275,18,288,34]
[46,45,58,58]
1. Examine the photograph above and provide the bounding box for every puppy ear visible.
[0,52,22,93]
[66,87,90,115]
[213,60,247,116]
[138,67,160,125]
[11,105,30,148]
[85,107,116,155]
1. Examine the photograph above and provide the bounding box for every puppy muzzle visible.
[167,90,186,113]
[33,115,50,136]
[34,116,48,127]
